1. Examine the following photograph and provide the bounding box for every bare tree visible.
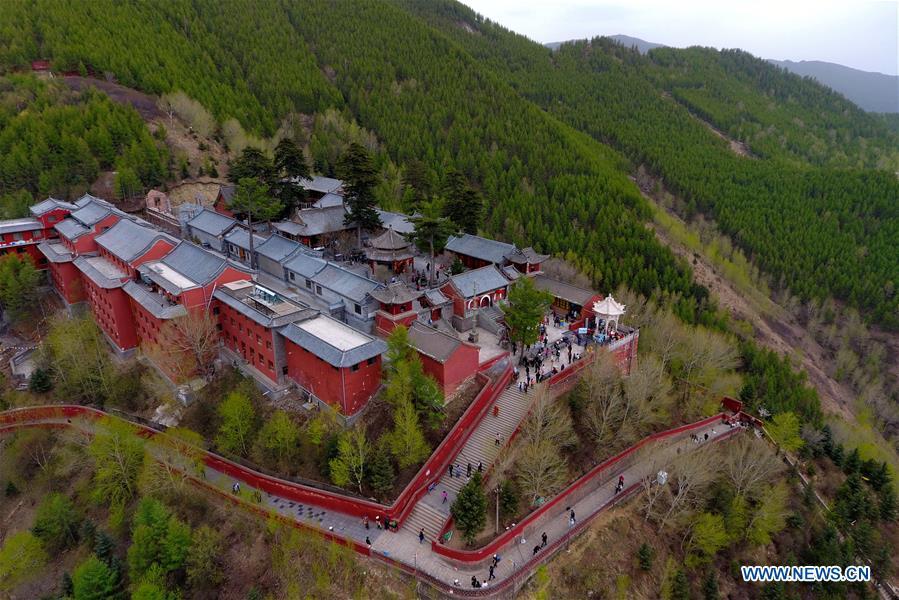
[644,447,716,531]
[541,257,592,289]
[516,440,569,505]
[521,385,576,449]
[150,310,220,383]
[581,352,626,449]
[723,436,785,499]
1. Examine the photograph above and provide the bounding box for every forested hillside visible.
[398,0,899,328]
[0,0,711,322]
[0,74,167,212]
[1,0,897,328]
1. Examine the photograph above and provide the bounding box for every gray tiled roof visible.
[213,285,311,328]
[123,280,187,319]
[445,234,516,264]
[54,218,90,240]
[313,193,344,208]
[505,247,549,265]
[0,218,42,235]
[449,265,509,297]
[218,185,236,204]
[423,288,450,306]
[297,175,344,194]
[158,241,247,287]
[95,219,175,263]
[369,282,421,305]
[408,322,463,363]
[255,234,305,263]
[370,227,410,251]
[30,197,77,216]
[278,318,386,368]
[70,201,113,226]
[501,265,522,281]
[376,210,414,234]
[224,226,267,251]
[283,252,328,279]
[532,274,597,307]
[73,256,126,289]
[38,241,73,263]
[313,263,381,302]
[273,205,349,238]
[187,209,237,237]
[74,194,112,208]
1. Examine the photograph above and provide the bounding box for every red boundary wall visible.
[0,355,514,527]
[431,411,735,561]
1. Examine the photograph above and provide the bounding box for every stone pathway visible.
[3,405,742,596]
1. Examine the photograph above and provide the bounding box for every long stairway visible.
[402,384,529,541]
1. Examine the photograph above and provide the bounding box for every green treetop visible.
[409,198,454,285]
[228,177,283,268]
[338,142,382,239]
[502,277,552,351]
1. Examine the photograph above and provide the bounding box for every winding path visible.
[1,399,745,597]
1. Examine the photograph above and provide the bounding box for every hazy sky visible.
[462,0,899,76]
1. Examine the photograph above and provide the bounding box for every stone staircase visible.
[401,384,530,542]
[477,304,505,335]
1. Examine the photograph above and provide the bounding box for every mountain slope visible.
[0,0,708,321]
[397,0,899,328]
[769,59,899,113]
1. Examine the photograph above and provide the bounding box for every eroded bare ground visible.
[644,197,856,421]
[61,75,230,188]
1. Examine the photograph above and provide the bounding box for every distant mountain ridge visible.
[547,35,899,113]
[767,59,899,113]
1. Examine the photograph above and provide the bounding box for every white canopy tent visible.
[592,294,626,334]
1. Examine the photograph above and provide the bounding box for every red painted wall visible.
[48,260,85,304]
[68,214,122,255]
[218,301,279,382]
[284,340,382,415]
[35,207,71,230]
[374,311,418,335]
[82,277,138,351]
[418,342,479,396]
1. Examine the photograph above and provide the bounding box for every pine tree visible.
[442,170,483,234]
[879,485,897,521]
[229,147,274,184]
[637,543,654,571]
[670,568,692,600]
[451,472,487,545]
[366,443,395,498]
[228,177,283,268]
[409,198,454,285]
[28,368,53,393]
[31,493,81,552]
[387,396,429,470]
[338,142,382,240]
[215,391,258,458]
[702,570,719,600]
[273,137,309,212]
[72,555,120,600]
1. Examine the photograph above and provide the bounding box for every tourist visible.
[533,545,540,556]
[495,433,501,446]
[569,509,576,523]
[493,405,500,418]
[467,462,472,477]
[376,516,382,529]
[448,464,454,478]
[488,564,496,580]
[419,528,425,544]
[541,532,547,547]
[442,490,448,504]
[492,554,500,567]
[478,461,484,473]
[363,516,369,529]
[366,536,371,547]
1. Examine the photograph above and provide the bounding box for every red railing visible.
[432,412,730,562]
[388,358,513,525]
[0,356,514,527]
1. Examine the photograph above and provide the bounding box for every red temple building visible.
[407,322,479,396]
[371,282,422,335]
